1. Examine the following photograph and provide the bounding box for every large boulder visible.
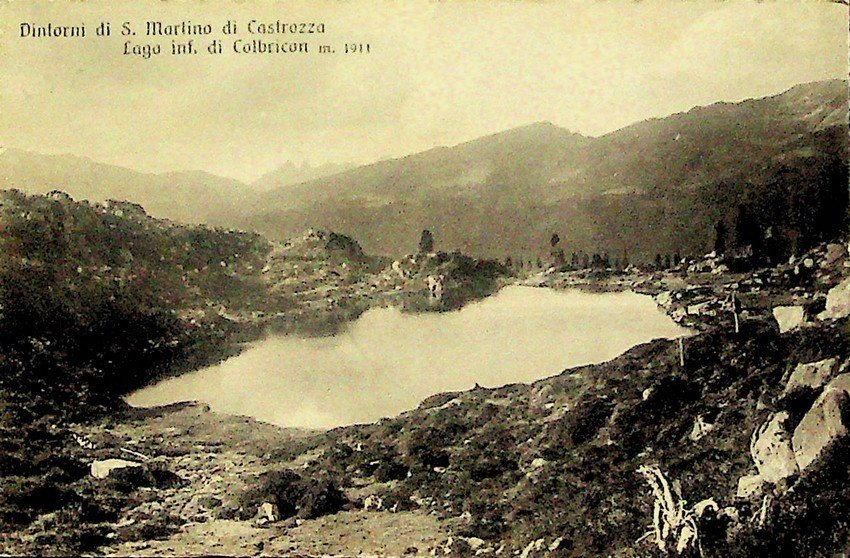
[792,374,850,471]
[784,358,839,396]
[818,275,850,321]
[750,412,798,483]
[90,458,143,480]
[773,306,805,333]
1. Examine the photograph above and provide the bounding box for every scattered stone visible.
[528,457,547,470]
[363,494,383,511]
[462,536,486,551]
[792,374,850,470]
[750,412,798,483]
[519,538,546,558]
[689,414,715,442]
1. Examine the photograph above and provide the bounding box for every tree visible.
[714,220,727,254]
[664,255,671,269]
[654,254,663,270]
[735,204,761,258]
[418,229,434,254]
[553,248,566,267]
[550,233,561,247]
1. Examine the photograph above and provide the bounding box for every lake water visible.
[127,286,690,429]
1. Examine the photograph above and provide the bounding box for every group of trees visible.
[495,232,688,272]
[714,204,788,264]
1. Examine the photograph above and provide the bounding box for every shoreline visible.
[3,236,850,556]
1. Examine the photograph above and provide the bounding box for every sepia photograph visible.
[0,0,849,555]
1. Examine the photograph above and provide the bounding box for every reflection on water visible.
[127,286,690,428]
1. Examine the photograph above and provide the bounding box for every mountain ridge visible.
[2,79,846,261]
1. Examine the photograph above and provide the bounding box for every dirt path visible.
[108,511,446,557]
[72,403,449,557]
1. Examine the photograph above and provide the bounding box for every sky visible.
[0,0,847,182]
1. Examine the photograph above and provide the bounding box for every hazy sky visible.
[0,0,847,182]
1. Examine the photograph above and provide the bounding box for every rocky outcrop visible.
[792,374,850,471]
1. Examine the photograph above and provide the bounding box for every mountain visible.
[0,150,252,225]
[234,80,848,262]
[2,80,845,262]
[252,161,356,192]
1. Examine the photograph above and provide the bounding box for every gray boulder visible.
[792,374,850,471]
[784,358,838,396]
[823,243,846,267]
[90,458,143,480]
[818,275,850,321]
[773,305,805,333]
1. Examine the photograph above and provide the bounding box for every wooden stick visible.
[678,337,685,367]
[120,447,151,461]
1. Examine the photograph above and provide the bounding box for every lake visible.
[127,286,690,429]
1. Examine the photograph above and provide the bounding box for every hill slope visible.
[236,80,848,262]
[0,150,252,225]
[2,80,846,263]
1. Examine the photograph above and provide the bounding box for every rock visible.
[693,498,719,517]
[792,374,850,471]
[773,305,805,333]
[181,494,222,521]
[256,502,278,524]
[655,291,673,309]
[519,538,546,558]
[823,243,846,267]
[90,459,143,480]
[462,537,486,551]
[689,414,715,442]
[736,473,765,498]
[784,358,838,395]
[818,275,850,320]
[528,457,547,470]
[750,412,798,483]
[363,494,383,511]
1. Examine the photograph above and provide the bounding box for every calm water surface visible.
[128,286,690,428]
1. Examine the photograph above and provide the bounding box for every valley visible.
[0,78,848,557]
